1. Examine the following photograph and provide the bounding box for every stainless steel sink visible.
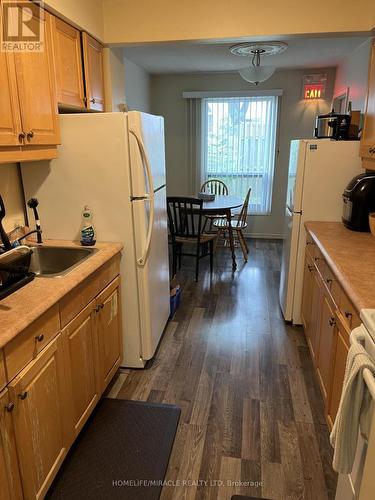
[29,246,97,277]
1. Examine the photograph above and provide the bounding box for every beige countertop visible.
[305,222,375,312]
[0,240,122,349]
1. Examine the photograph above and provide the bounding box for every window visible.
[202,95,278,214]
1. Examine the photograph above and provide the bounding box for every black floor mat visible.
[46,398,181,500]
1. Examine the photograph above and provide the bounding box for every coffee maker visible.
[342,173,375,231]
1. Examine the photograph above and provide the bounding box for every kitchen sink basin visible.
[29,246,97,277]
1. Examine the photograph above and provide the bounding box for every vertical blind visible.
[201,95,278,214]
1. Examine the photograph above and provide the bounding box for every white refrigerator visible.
[279,139,362,325]
[21,112,170,368]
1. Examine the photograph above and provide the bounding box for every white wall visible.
[151,68,335,238]
[103,0,375,44]
[334,38,372,112]
[45,0,104,40]
[103,47,126,111]
[124,57,151,113]
[0,164,25,233]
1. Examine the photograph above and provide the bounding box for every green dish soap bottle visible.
[80,205,96,246]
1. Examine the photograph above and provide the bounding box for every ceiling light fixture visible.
[230,42,288,86]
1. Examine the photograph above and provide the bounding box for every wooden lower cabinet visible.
[0,270,122,499]
[95,277,122,392]
[301,255,313,331]
[316,296,336,401]
[62,300,99,439]
[8,336,69,500]
[327,315,350,428]
[0,389,23,500]
[306,266,322,362]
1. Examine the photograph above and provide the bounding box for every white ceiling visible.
[123,36,369,74]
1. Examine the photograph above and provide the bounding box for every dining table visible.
[198,194,243,271]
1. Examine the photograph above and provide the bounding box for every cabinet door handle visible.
[308,265,315,272]
[314,257,321,262]
[329,317,336,326]
[90,98,96,104]
[306,241,313,246]
[369,147,375,154]
[18,131,26,142]
[18,391,28,400]
[26,130,34,141]
[94,304,104,313]
[345,311,353,319]
[35,334,44,342]
[326,278,333,284]
[5,402,15,412]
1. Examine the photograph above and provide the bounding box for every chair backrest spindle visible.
[201,179,228,196]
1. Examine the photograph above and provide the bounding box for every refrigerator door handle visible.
[129,129,155,267]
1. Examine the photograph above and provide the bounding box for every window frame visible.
[200,93,280,215]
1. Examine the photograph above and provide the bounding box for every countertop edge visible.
[0,241,123,349]
[305,222,371,312]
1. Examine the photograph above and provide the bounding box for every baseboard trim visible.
[243,233,284,240]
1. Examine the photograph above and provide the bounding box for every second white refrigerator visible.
[22,111,170,368]
[279,139,362,325]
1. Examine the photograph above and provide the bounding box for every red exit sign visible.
[303,84,325,99]
[302,74,327,100]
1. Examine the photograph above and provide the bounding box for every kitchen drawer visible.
[306,233,315,259]
[0,350,6,391]
[324,265,341,307]
[339,291,361,330]
[314,247,326,276]
[4,304,60,381]
[60,254,120,327]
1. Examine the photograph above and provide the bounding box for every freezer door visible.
[279,207,302,322]
[131,187,170,360]
[128,111,166,196]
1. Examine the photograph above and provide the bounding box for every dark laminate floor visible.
[107,239,337,500]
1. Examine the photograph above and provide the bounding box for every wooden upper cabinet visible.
[361,41,375,169]
[0,389,23,500]
[82,32,105,111]
[13,8,60,146]
[50,16,85,109]
[0,52,23,147]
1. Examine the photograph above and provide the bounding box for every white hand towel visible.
[330,331,375,474]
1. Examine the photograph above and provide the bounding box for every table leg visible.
[226,209,237,271]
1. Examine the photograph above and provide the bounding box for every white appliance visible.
[279,139,362,324]
[335,309,375,500]
[21,112,170,368]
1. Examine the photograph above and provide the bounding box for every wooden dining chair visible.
[167,196,217,281]
[200,179,229,233]
[213,188,251,261]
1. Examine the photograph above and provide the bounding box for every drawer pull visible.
[326,278,333,284]
[35,334,44,342]
[5,402,15,412]
[314,257,321,262]
[329,317,336,326]
[306,241,314,246]
[18,391,28,400]
[308,265,315,272]
[26,130,34,141]
[345,311,353,319]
